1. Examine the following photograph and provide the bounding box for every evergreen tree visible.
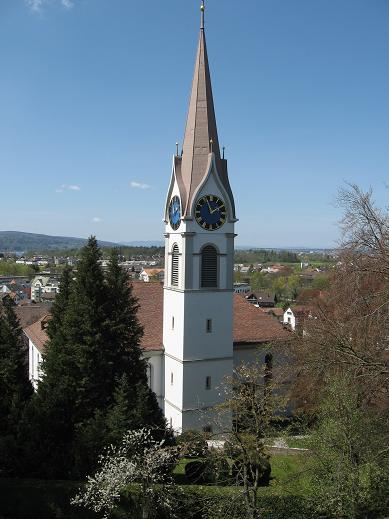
[46,264,73,340]
[27,239,166,478]
[0,297,33,474]
[104,250,165,436]
[0,298,32,434]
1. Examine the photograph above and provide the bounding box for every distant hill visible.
[0,231,119,253]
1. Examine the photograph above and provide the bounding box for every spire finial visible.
[200,0,205,30]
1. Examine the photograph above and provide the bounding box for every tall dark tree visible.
[104,249,165,435]
[0,297,32,434]
[46,264,73,340]
[0,297,32,474]
[25,239,166,478]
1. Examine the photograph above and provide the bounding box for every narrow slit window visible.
[170,372,174,385]
[205,376,212,390]
[201,245,218,288]
[206,319,212,333]
[172,316,175,330]
[171,244,179,287]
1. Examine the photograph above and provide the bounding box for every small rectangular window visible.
[205,376,211,390]
[172,316,175,330]
[170,372,174,385]
[206,319,212,333]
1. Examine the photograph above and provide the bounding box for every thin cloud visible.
[26,0,74,12]
[92,217,102,223]
[26,0,44,11]
[130,181,151,190]
[55,184,81,193]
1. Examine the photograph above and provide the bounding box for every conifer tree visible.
[46,264,73,340]
[29,239,166,478]
[104,249,166,436]
[0,297,32,474]
[0,297,32,434]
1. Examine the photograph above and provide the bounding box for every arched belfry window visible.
[201,245,218,288]
[171,244,179,287]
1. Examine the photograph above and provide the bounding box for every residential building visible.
[245,291,277,307]
[233,282,251,294]
[139,268,165,283]
[31,275,60,302]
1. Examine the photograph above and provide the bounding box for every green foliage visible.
[306,376,389,518]
[0,298,33,475]
[310,273,330,290]
[0,261,37,277]
[176,430,208,458]
[0,478,97,519]
[19,239,165,480]
[234,249,299,265]
[185,460,208,484]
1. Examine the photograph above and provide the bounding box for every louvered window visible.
[171,244,179,287]
[201,245,218,288]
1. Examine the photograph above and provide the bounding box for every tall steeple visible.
[177,1,235,218]
[163,2,236,434]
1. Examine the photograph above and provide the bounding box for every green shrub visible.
[232,457,271,487]
[185,460,208,484]
[206,457,230,486]
[176,430,208,458]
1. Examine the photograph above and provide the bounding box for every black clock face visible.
[195,194,227,231]
[169,195,181,230]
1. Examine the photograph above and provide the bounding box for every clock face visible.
[168,195,181,230]
[195,194,227,231]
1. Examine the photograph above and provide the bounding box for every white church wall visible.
[28,339,42,391]
[182,357,233,409]
[144,350,164,410]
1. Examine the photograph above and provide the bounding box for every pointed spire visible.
[179,0,222,215]
[200,0,205,30]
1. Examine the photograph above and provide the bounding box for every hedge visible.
[0,478,96,519]
[0,478,315,519]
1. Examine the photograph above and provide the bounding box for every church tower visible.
[163,2,236,432]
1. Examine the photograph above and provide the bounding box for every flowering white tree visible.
[71,428,179,519]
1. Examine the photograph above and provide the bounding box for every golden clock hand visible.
[206,199,212,213]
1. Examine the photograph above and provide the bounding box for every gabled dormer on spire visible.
[175,1,235,219]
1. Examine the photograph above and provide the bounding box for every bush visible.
[185,460,208,484]
[0,478,96,519]
[176,430,208,458]
[206,457,230,486]
[232,457,271,487]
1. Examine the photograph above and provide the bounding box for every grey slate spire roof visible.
[176,3,236,218]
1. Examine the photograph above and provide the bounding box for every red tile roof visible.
[24,282,290,354]
[233,295,290,344]
[132,282,164,350]
[24,315,50,353]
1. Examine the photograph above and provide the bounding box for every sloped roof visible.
[15,303,53,328]
[24,315,50,353]
[233,295,290,344]
[176,9,235,218]
[23,283,289,354]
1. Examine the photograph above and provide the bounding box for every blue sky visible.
[0,0,388,248]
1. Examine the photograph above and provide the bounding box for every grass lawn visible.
[173,453,309,495]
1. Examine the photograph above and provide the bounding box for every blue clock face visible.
[195,194,227,231]
[169,196,181,230]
